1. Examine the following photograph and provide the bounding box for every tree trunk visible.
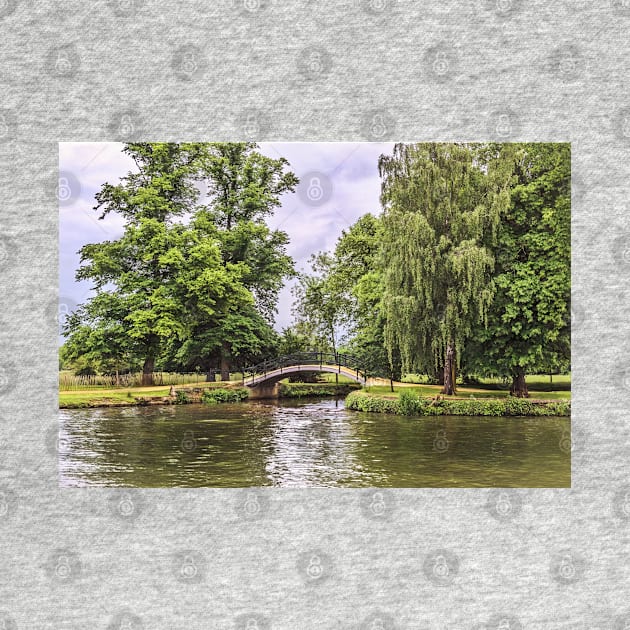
[142,356,155,386]
[510,369,529,398]
[441,342,456,395]
[434,366,445,386]
[390,377,394,393]
[220,343,230,382]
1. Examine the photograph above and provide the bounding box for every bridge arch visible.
[245,364,366,388]
[242,352,368,388]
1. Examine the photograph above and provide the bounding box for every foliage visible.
[345,391,570,417]
[464,143,571,395]
[175,390,190,404]
[344,390,400,414]
[398,389,420,415]
[292,252,350,352]
[63,143,297,384]
[292,143,570,398]
[279,382,360,398]
[201,387,249,404]
[197,142,298,319]
[293,214,401,382]
[163,143,296,378]
[277,327,312,355]
[379,143,515,393]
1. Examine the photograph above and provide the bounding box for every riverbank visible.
[59,382,361,408]
[345,390,571,417]
[58,378,569,413]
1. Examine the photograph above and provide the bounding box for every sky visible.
[59,142,395,334]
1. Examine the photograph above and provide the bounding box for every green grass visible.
[363,383,570,400]
[59,371,570,407]
[401,373,571,391]
[59,382,244,408]
[476,374,571,392]
[59,390,161,407]
[316,372,356,383]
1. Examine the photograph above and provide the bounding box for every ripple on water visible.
[58,401,570,487]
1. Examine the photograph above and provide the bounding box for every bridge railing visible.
[242,352,367,386]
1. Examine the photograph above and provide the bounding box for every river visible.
[58,398,570,487]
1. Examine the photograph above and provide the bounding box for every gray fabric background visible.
[0,0,627,627]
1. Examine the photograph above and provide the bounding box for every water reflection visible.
[263,399,380,486]
[58,399,570,487]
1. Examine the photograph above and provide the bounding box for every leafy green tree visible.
[379,143,514,394]
[292,252,351,353]
[61,295,139,379]
[192,143,298,378]
[277,326,313,355]
[293,214,383,352]
[168,306,278,381]
[70,219,236,384]
[75,143,205,385]
[345,270,402,391]
[291,213,400,386]
[93,142,205,222]
[153,222,271,380]
[198,143,298,317]
[465,143,571,396]
[332,214,383,297]
[66,143,297,384]
[325,214,400,387]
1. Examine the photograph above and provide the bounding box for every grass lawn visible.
[58,381,229,407]
[59,372,570,407]
[477,374,571,392]
[402,373,570,390]
[364,382,570,400]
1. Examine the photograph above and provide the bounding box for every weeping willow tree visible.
[380,143,514,394]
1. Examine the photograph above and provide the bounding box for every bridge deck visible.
[245,363,366,387]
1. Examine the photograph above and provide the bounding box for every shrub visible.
[279,383,360,398]
[345,391,570,417]
[202,388,249,405]
[398,389,420,415]
[345,391,399,413]
[175,390,189,404]
[287,371,321,383]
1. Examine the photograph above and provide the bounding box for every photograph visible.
[58,141,571,487]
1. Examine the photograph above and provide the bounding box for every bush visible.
[398,389,420,415]
[345,391,399,413]
[175,390,189,404]
[287,371,322,383]
[345,391,570,417]
[279,383,360,398]
[201,388,249,405]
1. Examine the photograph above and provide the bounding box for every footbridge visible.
[242,352,368,397]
